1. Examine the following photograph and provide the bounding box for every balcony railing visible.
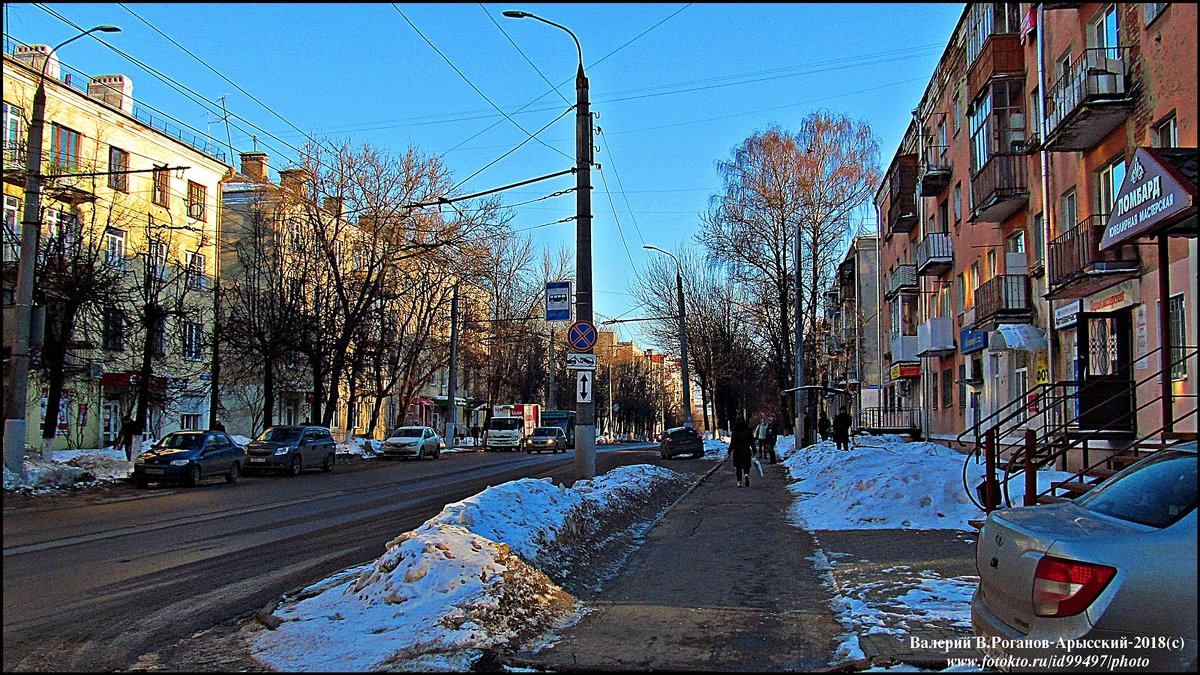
[916,232,953,276]
[917,317,956,357]
[891,334,919,363]
[887,154,919,235]
[1047,214,1140,299]
[885,264,917,298]
[967,33,1024,98]
[1044,47,1133,152]
[975,274,1032,329]
[971,153,1028,223]
[918,144,952,196]
[858,407,920,432]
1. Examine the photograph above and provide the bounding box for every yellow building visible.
[3,40,232,449]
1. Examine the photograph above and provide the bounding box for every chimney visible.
[323,196,343,218]
[87,75,133,113]
[15,44,60,81]
[279,169,307,196]
[239,152,269,183]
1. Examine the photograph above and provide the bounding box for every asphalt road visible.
[2,442,701,672]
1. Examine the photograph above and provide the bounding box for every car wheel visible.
[290,455,302,476]
[323,452,335,472]
[187,465,202,487]
[418,446,425,460]
[226,462,240,484]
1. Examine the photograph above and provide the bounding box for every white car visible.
[381,426,442,460]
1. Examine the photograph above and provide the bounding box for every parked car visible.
[659,426,703,459]
[971,442,1197,671]
[525,426,568,454]
[244,425,336,475]
[382,426,442,460]
[132,430,245,487]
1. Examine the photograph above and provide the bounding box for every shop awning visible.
[989,324,1048,352]
[1100,147,1197,250]
[410,397,434,407]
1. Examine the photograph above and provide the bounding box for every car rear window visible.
[670,429,697,439]
[1075,450,1197,528]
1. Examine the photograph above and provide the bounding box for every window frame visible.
[187,180,207,220]
[152,165,170,207]
[1152,112,1178,148]
[104,227,127,269]
[50,123,82,171]
[3,101,24,162]
[185,250,207,289]
[1168,294,1187,381]
[108,146,129,192]
[1098,154,1127,217]
[103,306,125,351]
[148,240,169,281]
[182,321,205,361]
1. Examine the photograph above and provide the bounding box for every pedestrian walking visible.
[817,410,831,442]
[754,417,769,460]
[118,414,141,461]
[765,412,780,464]
[729,416,754,487]
[832,405,853,452]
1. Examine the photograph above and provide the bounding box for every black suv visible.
[244,425,337,475]
[659,426,703,459]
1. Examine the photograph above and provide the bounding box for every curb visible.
[642,454,728,533]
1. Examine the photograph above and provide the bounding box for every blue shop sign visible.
[960,326,987,355]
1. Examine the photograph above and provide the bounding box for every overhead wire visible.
[594,128,645,244]
[479,2,570,106]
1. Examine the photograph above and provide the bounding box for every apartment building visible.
[829,234,882,425]
[869,2,1196,454]
[3,38,232,449]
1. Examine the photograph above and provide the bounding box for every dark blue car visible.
[132,430,245,487]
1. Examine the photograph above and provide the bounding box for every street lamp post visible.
[504,10,595,480]
[4,25,121,475]
[643,246,693,428]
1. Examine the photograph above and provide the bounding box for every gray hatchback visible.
[659,426,703,459]
[244,425,337,475]
[971,443,1197,671]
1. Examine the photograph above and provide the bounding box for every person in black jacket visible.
[765,412,780,464]
[817,410,832,442]
[831,406,853,451]
[729,416,754,487]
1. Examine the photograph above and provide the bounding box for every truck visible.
[483,404,540,452]
[540,409,577,448]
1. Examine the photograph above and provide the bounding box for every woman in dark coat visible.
[729,416,755,487]
[831,405,853,452]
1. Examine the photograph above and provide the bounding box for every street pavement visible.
[513,454,984,671]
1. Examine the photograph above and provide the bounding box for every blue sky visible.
[3,2,964,344]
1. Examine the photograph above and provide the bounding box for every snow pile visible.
[338,437,381,457]
[252,464,688,671]
[702,438,729,460]
[776,434,1073,531]
[443,438,478,453]
[3,447,132,493]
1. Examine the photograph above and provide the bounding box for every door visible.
[1077,310,1134,432]
[301,429,318,464]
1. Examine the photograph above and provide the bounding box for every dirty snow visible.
[251,464,686,672]
[3,446,136,493]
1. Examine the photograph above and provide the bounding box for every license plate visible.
[249,457,266,463]
[144,468,165,475]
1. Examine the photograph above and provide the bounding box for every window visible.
[152,166,170,207]
[104,228,127,269]
[1061,189,1078,234]
[45,208,79,256]
[938,200,949,233]
[952,86,964,133]
[1152,113,1178,148]
[185,251,206,289]
[50,123,82,171]
[187,181,206,220]
[956,273,966,313]
[958,364,967,409]
[942,368,954,408]
[103,307,125,351]
[966,3,1022,65]
[1098,155,1127,216]
[151,315,168,356]
[108,147,129,192]
[969,79,1024,174]
[969,262,980,306]
[1090,4,1120,55]
[1029,87,1041,138]
[180,413,202,431]
[183,321,204,360]
[3,194,19,263]
[148,241,169,280]
[3,101,24,162]
[1031,212,1045,267]
[1007,230,1025,254]
[953,182,962,224]
[986,250,997,280]
[932,370,940,408]
[1014,352,1029,399]
[1144,2,1169,27]
[1169,295,1187,380]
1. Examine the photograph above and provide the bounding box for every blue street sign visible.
[545,280,572,322]
[567,321,597,353]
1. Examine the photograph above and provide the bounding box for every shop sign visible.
[1088,280,1137,313]
[1101,147,1196,250]
[960,326,988,355]
[1054,300,1082,330]
[890,363,921,380]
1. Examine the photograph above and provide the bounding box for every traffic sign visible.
[576,371,593,403]
[566,353,597,370]
[567,320,597,353]
[545,280,571,322]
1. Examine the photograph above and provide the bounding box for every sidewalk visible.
[513,453,984,671]
[516,457,845,671]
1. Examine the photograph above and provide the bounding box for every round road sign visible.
[567,321,597,352]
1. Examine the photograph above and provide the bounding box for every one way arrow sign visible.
[576,371,593,403]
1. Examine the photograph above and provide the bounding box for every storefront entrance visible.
[1076,309,1135,432]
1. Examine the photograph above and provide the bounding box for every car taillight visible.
[1032,555,1116,618]
[665,438,672,443]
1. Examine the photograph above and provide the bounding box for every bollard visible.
[1024,429,1037,506]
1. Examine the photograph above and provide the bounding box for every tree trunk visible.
[39,305,76,460]
[262,355,275,430]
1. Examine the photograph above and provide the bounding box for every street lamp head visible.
[95,25,122,33]
[502,10,530,18]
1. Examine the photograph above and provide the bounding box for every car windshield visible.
[257,428,301,443]
[389,428,423,438]
[532,428,558,436]
[1076,450,1197,528]
[157,433,205,450]
[488,418,523,431]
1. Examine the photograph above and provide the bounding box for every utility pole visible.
[445,282,460,450]
[794,217,807,445]
[548,329,555,410]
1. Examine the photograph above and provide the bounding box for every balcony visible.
[968,33,1024,99]
[2,141,28,186]
[891,334,919,363]
[971,153,1028,223]
[916,232,953,277]
[917,144,952,196]
[917,317,956,357]
[885,264,917,299]
[1044,48,1134,152]
[887,153,918,235]
[974,274,1032,330]
[1047,214,1140,300]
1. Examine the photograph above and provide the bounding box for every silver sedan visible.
[971,443,1196,671]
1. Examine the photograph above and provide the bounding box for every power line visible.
[595,128,645,244]
[479,2,570,106]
